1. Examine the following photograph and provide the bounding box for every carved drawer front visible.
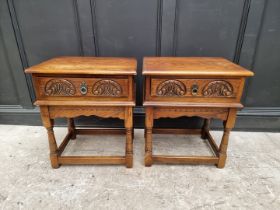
[150,78,242,101]
[36,77,129,98]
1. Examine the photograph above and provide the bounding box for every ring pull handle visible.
[80,81,88,95]
[191,84,199,96]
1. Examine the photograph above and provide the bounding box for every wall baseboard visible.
[0,105,280,132]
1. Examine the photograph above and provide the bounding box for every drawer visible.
[149,78,243,102]
[34,77,129,99]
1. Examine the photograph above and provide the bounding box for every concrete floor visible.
[0,125,280,210]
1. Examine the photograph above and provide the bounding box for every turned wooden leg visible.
[201,119,210,139]
[46,126,60,169]
[132,128,134,142]
[125,107,133,168]
[40,106,60,169]
[144,128,147,138]
[217,108,237,168]
[67,118,76,139]
[125,128,133,168]
[217,127,231,168]
[145,107,153,167]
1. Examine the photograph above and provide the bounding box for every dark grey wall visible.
[0,0,280,130]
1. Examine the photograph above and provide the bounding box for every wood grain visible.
[36,77,129,98]
[25,57,137,75]
[149,77,243,105]
[26,57,136,168]
[143,57,253,168]
[153,107,229,121]
[153,156,219,164]
[143,57,254,77]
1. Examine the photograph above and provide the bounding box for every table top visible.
[143,57,254,77]
[25,57,137,75]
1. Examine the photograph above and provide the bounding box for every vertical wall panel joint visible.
[6,0,35,104]
[156,0,163,56]
[90,0,99,56]
[73,0,84,56]
[172,0,179,56]
[234,0,251,63]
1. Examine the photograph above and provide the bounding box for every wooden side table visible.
[25,57,136,168]
[143,57,254,168]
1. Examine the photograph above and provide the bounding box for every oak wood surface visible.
[67,118,76,139]
[143,101,243,108]
[152,128,202,135]
[152,156,219,164]
[150,78,241,98]
[36,77,129,98]
[75,128,126,135]
[58,156,126,165]
[143,57,254,77]
[143,57,253,168]
[48,106,126,120]
[144,74,246,106]
[26,57,136,168]
[35,100,135,107]
[25,57,137,75]
[153,107,229,121]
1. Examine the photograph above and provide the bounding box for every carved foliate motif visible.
[45,79,76,96]
[156,80,186,96]
[92,80,122,96]
[203,80,233,97]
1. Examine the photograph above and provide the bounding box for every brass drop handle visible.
[191,84,199,96]
[80,82,88,95]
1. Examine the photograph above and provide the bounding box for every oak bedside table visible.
[143,57,254,168]
[25,57,136,168]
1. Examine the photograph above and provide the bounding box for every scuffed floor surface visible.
[0,125,280,210]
